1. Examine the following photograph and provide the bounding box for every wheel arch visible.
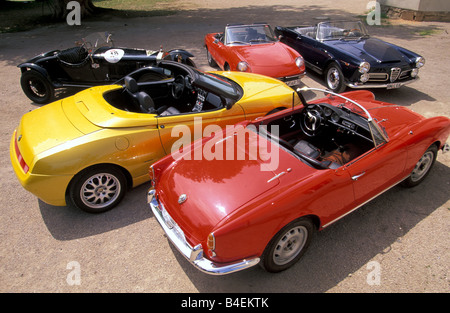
[66,163,133,198]
[19,63,51,81]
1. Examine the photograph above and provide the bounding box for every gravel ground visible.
[0,0,448,293]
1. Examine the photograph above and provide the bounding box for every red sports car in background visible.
[205,23,306,87]
[148,88,450,275]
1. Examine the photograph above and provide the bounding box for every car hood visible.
[329,38,410,64]
[218,71,302,116]
[231,42,300,76]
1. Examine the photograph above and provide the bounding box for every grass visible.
[416,28,441,36]
[0,0,178,33]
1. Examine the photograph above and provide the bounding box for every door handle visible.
[352,172,366,181]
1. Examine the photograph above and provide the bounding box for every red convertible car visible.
[148,88,450,275]
[205,23,306,87]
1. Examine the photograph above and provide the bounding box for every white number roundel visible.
[104,49,125,63]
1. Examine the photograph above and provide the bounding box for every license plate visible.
[387,82,402,89]
[286,79,302,87]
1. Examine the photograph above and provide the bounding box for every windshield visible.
[317,21,369,41]
[195,71,242,101]
[225,24,277,45]
[82,32,114,51]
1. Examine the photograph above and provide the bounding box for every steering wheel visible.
[300,104,324,137]
[343,28,360,36]
[171,75,185,99]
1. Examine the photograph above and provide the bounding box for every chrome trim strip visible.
[298,87,373,122]
[267,171,286,183]
[148,188,260,275]
[346,77,419,89]
[321,174,410,229]
[443,143,450,153]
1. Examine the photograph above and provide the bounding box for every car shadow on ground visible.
[303,69,436,106]
[166,161,449,292]
[38,182,153,241]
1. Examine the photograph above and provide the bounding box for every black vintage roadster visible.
[18,32,196,104]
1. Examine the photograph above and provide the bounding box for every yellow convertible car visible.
[11,61,301,213]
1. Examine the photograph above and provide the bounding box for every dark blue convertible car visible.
[275,21,425,93]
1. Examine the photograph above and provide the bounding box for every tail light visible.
[207,233,216,257]
[14,134,29,174]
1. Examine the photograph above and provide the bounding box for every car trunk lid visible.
[15,98,98,170]
[156,128,282,243]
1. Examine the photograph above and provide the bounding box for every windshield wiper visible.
[228,40,248,45]
[249,39,272,43]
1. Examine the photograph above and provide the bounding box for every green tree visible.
[51,0,100,19]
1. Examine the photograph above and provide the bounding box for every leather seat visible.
[159,106,180,116]
[293,140,321,159]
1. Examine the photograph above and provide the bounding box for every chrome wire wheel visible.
[410,151,434,183]
[273,226,308,266]
[79,172,122,210]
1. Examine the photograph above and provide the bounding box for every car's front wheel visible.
[260,218,315,273]
[324,63,346,93]
[20,70,54,104]
[68,166,127,213]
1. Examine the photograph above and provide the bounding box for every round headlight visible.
[237,61,249,72]
[359,61,370,73]
[360,72,370,83]
[295,56,304,68]
[416,57,425,68]
[411,68,419,77]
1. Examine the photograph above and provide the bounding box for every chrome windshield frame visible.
[297,87,389,147]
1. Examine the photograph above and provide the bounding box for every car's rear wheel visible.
[324,63,346,93]
[20,70,54,104]
[260,218,315,273]
[68,166,127,213]
[401,145,437,187]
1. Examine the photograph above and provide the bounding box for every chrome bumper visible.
[279,73,306,87]
[443,143,450,153]
[148,188,260,275]
[346,77,419,89]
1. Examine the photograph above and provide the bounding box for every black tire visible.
[260,218,315,273]
[68,166,127,213]
[20,70,54,104]
[206,47,217,67]
[401,145,437,188]
[324,63,346,93]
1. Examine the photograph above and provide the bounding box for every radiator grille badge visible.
[390,67,401,82]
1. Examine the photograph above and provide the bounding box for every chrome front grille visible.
[399,70,411,80]
[390,67,401,82]
[368,73,389,82]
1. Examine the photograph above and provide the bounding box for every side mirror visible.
[221,97,234,110]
